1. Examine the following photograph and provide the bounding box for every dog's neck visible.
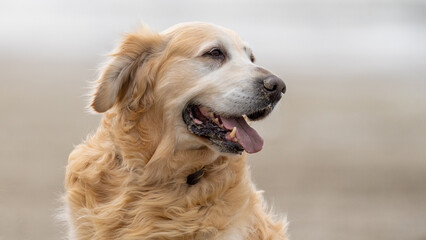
[100,106,164,165]
[100,107,245,185]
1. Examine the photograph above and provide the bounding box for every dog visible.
[64,22,287,240]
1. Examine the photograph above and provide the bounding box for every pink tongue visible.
[220,116,264,154]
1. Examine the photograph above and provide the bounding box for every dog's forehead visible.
[162,22,247,53]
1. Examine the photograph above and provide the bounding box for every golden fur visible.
[64,22,288,240]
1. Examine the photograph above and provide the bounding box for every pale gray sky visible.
[1,0,425,76]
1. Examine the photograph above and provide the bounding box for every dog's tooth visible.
[230,127,237,138]
[214,118,219,124]
[232,137,238,142]
[220,124,224,128]
[209,112,214,119]
[243,115,252,126]
[193,118,203,125]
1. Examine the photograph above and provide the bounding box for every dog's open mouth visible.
[182,104,272,154]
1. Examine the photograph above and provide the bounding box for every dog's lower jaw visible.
[175,128,240,158]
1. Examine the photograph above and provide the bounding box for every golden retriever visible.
[64,22,287,240]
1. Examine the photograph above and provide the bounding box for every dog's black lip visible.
[182,104,244,154]
[195,105,273,121]
[246,106,273,121]
[182,103,274,154]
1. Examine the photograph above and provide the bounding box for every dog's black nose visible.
[263,75,286,98]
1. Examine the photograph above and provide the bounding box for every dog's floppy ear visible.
[91,25,163,113]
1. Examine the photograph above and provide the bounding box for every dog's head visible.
[91,22,285,155]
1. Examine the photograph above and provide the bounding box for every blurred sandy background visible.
[1,0,426,239]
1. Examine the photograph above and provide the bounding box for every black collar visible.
[186,167,205,185]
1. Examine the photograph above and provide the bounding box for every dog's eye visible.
[204,48,225,61]
[250,53,255,63]
[209,49,222,57]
